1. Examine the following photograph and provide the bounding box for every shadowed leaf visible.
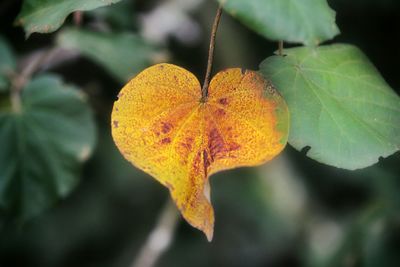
[0,36,16,92]
[57,28,161,83]
[0,75,96,223]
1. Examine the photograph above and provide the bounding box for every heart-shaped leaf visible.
[111,64,289,240]
[260,44,400,170]
[0,75,96,223]
[217,0,339,46]
[16,0,123,36]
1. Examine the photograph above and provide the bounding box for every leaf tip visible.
[23,29,33,40]
[205,228,214,242]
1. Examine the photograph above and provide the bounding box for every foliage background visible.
[0,0,400,267]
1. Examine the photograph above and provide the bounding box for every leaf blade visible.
[111,63,289,240]
[260,44,400,169]
[57,28,161,83]
[16,0,123,36]
[0,74,96,222]
[217,0,340,46]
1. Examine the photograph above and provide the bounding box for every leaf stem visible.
[201,6,223,102]
[278,41,283,56]
[73,11,83,26]
[130,199,180,267]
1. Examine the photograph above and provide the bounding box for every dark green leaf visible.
[16,0,123,36]
[88,0,136,30]
[260,44,400,169]
[0,74,96,222]
[0,36,16,92]
[364,219,400,267]
[217,0,339,46]
[57,28,161,82]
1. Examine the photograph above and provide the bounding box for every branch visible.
[9,46,79,113]
[10,47,57,112]
[131,199,180,267]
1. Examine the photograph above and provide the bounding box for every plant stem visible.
[201,6,223,102]
[10,47,57,113]
[131,199,180,267]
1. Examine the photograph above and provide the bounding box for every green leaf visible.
[0,74,96,222]
[57,28,160,82]
[15,0,123,36]
[217,0,340,46]
[87,0,135,31]
[0,36,16,92]
[260,44,400,170]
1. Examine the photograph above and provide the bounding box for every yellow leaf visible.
[111,63,289,241]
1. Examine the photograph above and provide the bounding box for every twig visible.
[10,47,58,113]
[201,6,223,102]
[131,199,180,267]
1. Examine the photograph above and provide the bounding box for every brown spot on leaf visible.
[180,138,193,150]
[202,150,210,176]
[193,151,202,174]
[208,128,225,161]
[218,98,228,105]
[216,108,226,116]
[208,128,241,161]
[187,151,202,194]
[161,137,171,144]
[178,137,194,164]
[161,122,173,134]
[113,120,119,128]
[186,137,194,143]
[229,143,241,151]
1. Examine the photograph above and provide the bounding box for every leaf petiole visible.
[201,6,223,102]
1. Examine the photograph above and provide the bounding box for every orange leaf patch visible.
[111,63,289,241]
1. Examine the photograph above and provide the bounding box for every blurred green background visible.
[0,0,400,267]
